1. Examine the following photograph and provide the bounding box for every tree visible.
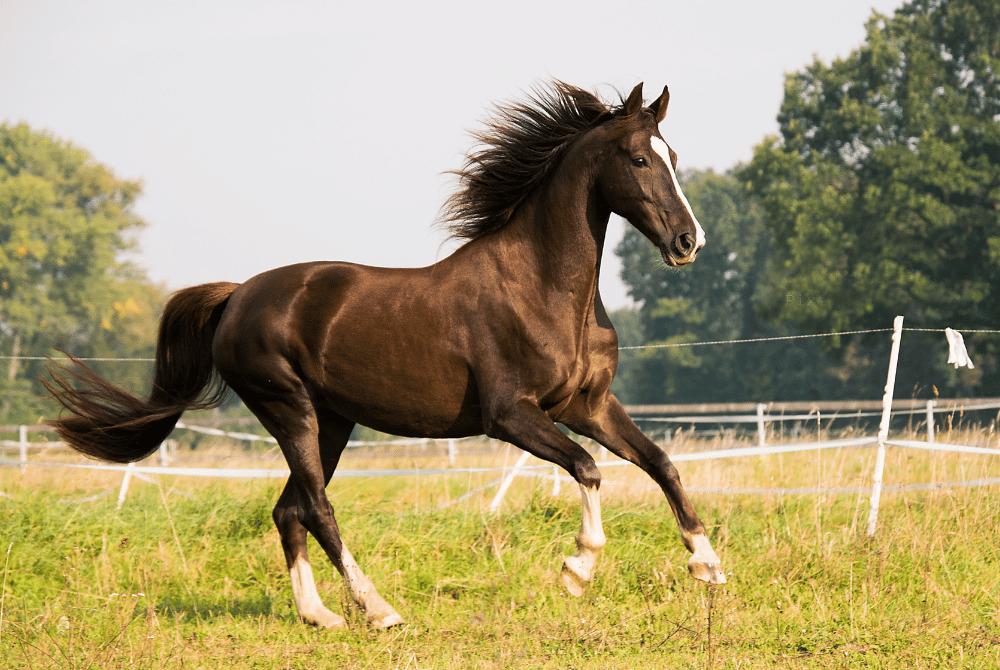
[0,123,165,423]
[607,305,642,400]
[613,169,845,405]
[740,0,1000,397]
[615,170,758,403]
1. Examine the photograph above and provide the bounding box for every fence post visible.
[116,463,135,510]
[867,315,904,537]
[490,449,531,513]
[926,400,935,443]
[756,404,766,447]
[19,425,28,473]
[447,439,457,467]
[552,465,560,496]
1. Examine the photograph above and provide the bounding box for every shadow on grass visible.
[154,591,284,622]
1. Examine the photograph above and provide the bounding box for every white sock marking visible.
[686,532,726,584]
[567,484,606,578]
[339,544,405,627]
[289,556,342,626]
[339,545,376,605]
[290,548,402,628]
[689,533,720,564]
[562,484,607,596]
[578,484,606,553]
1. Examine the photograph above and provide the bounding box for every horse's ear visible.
[624,82,644,116]
[649,85,670,123]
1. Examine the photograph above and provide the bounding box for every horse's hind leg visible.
[264,405,404,628]
[273,480,346,628]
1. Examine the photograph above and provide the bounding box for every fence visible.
[4,394,1000,514]
[629,398,1000,445]
[6,396,995,468]
[3,317,1000,533]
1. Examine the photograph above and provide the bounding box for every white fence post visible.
[447,439,457,467]
[867,315,904,537]
[116,462,135,510]
[19,425,28,473]
[756,404,766,447]
[926,399,936,443]
[490,449,531,513]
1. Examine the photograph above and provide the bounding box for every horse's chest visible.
[538,329,616,415]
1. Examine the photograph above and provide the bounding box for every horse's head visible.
[595,83,705,267]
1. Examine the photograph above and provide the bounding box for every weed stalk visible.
[706,584,716,670]
[0,542,11,647]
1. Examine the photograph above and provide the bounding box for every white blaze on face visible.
[650,136,707,250]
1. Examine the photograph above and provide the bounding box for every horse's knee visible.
[650,449,678,478]
[272,504,294,530]
[573,458,601,490]
[273,496,337,543]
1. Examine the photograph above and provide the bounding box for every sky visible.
[1,0,905,310]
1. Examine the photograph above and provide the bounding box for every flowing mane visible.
[443,81,625,241]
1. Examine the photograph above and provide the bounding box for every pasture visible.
[2,426,999,668]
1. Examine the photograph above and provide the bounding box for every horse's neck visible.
[490,165,610,314]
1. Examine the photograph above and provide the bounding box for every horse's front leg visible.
[560,482,605,596]
[484,398,606,596]
[564,395,726,585]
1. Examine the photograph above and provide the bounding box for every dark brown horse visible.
[45,81,725,629]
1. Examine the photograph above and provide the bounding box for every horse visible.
[44,81,725,630]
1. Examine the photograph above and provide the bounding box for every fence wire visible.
[5,326,1000,362]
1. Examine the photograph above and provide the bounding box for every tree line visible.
[0,123,166,425]
[2,0,998,423]
[613,0,999,405]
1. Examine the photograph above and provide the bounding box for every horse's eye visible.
[632,157,648,168]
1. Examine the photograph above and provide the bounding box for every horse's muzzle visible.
[661,232,699,267]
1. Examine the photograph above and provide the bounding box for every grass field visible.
[2,426,999,668]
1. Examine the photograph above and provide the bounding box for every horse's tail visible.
[43,282,240,463]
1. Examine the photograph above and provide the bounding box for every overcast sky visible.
[1,0,904,310]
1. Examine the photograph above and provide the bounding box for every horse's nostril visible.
[674,232,695,256]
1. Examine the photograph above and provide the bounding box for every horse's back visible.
[212,261,484,437]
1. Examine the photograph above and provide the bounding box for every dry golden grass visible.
[2,424,999,668]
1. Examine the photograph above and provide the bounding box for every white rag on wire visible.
[945,328,974,369]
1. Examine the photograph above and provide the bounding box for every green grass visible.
[2,432,1000,668]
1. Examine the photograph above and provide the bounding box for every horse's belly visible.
[315,355,484,439]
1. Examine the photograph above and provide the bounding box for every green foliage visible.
[607,306,642,400]
[740,0,1000,396]
[613,170,845,404]
[615,0,1000,405]
[0,123,167,423]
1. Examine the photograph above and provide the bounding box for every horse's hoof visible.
[305,610,348,629]
[686,533,726,584]
[368,609,406,629]
[687,556,727,584]
[560,557,589,597]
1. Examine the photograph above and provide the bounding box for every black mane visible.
[443,82,626,241]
